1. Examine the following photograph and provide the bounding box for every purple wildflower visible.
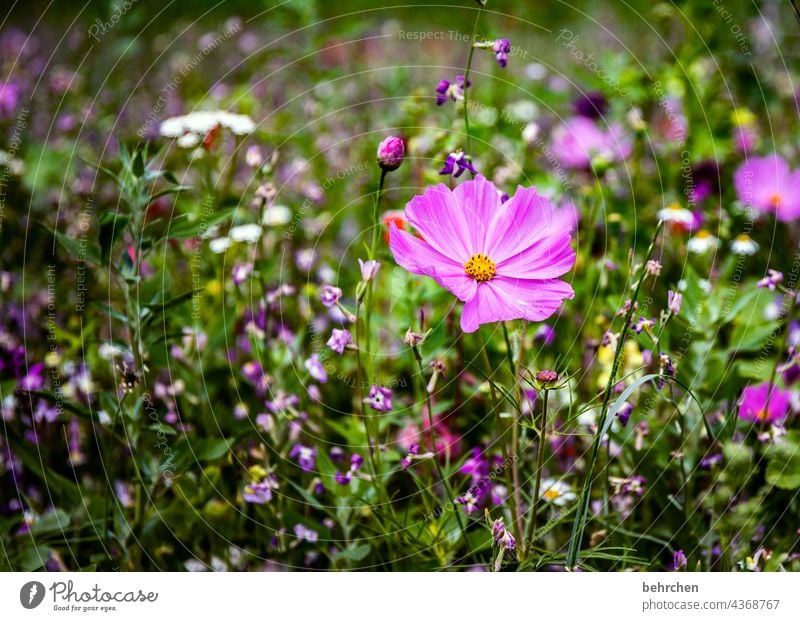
[667,290,683,315]
[366,385,392,412]
[757,269,783,291]
[320,284,342,307]
[572,91,608,120]
[326,328,353,355]
[294,523,318,543]
[243,474,279,504]
[304,353,328,383]
[671,549,687,571]
[19,363,46,392]
[616,401,633,427]
[438,149,477,178]
[435,75,470,105]
[290,444,317,472]
[358,258,380,282]
[492,38,511,68]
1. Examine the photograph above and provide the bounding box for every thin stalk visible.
[566,220,663,569]
[365,169,387,375]
[462,3,485,154]
[415,357,466,536]
[502,322,524,555]
[354,303,383,505]
[764,285,796,411]
[530,387,549,541]
[477,328,519,549]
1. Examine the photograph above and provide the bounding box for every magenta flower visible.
[0,80,20,118]
[377,136,405,171]
[389,175,575,333]
[551,116,632,169]
[734,154,800,221]
[738,382,791,424]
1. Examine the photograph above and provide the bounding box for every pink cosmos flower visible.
[737,382,791,424]
[733,154,800,221]
[389,175,575,333]
[551,116,632,169]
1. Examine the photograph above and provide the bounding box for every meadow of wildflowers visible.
[2,0,800,574]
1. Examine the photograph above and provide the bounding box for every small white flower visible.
[176,133,200,149]
[98,342,125,360]
[229,224,262,243]
[522,122,540,145]
[159,110,256,140]
[262,205,292,226]
[731,233,759,256]
[245,145,263,167]
[209,237,232,254]
[687,230,719,254]
[539,478,576,506]
[657,203,693,225]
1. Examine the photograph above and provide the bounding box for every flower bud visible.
[377,136,404,171]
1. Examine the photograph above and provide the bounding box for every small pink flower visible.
[389,175,575,332]
[738,382,791,424]
[551,116,632,169]
[734,154,800,221]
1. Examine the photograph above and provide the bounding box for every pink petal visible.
[405,183,473,259]
[451,174,501,253]
[389,224,477,302]
[496,232,576,279]
[460,276,574,332]
[484,185,571,263]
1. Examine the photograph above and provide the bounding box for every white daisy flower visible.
[159,110,256,141]
[731,233,758,255]
[209,237,232,254]
[262,205,292,226]
[176,133,200,149]
[539,478,576,506]
[687,230,719,254]
[229,224,262,243]
[657,202,693,225]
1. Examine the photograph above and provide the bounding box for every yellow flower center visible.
[543,489,561,501]
[769,194,782,207]
[735,234,751,242]
[464,253,496,282]
[696,230,710,239]
[756,408,770,421]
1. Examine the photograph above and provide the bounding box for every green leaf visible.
[765,431,800,490]
[43,224,103,265]
[729,321,778,354]
[167,208,236,240]
[17,545,53,571]
[337,543,371,562]
[30,509,71,535]
[132,149,145,177]
[98,211,131,264]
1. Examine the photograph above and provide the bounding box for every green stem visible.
[764,285,796,411]
[462,3,485,154]
[530,387,549,542]
[566,220,663,569]
[476,328,519,546]
[415,356,466,536]
[354,303,383,506]
[502,322,524,555]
